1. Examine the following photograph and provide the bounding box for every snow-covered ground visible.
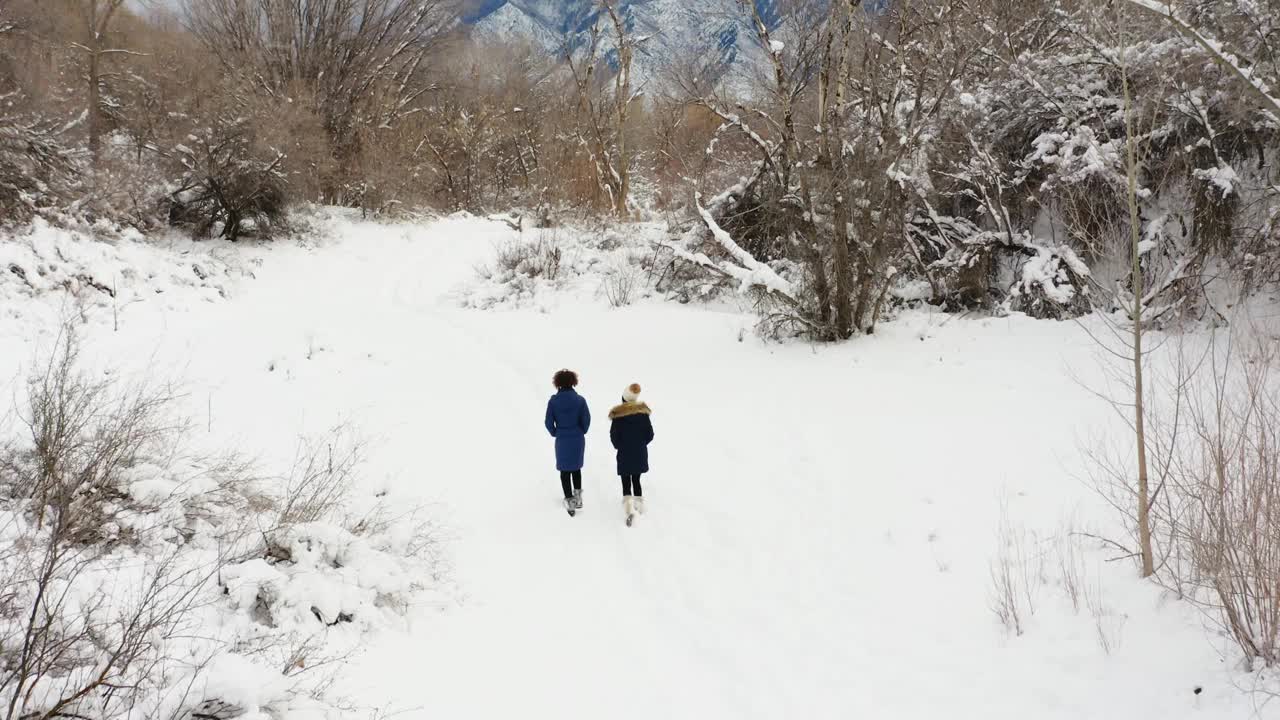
[0,213,1270,719]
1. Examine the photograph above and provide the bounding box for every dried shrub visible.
[1055,530,1087,614]
[988,494,1042,636]
[0,330,255,547]
[1055,529,1124,653]
[603,259,642,308]
[486,232,563,282]
[262,426,446,582]
[1156,331,1280,667]
[1084,577,1124,655]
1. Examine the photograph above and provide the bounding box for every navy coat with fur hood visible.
[545,387,590,471]
[609,400,654,476]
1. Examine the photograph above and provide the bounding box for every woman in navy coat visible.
[545,369,591,511]
[608,383,654,521]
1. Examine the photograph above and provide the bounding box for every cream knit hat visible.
[622,383,641,403]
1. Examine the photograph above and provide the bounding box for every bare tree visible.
[677,0,829,333]
[814,0,856,336]
[1068,1,1184,579]
[564,0,643,217]
[186,0,458,201]
[1118,41,1158,577]
[0,1,82,220]
[70,0,144,166]
[683,0,982,339]
[390,38,560,213]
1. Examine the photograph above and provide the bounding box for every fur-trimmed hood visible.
[608,401,651,420]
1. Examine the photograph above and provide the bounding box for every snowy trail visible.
[12,215,1266,719]
[311,221,1230,719]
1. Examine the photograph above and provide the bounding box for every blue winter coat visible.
[609,402,654,475]
[545,388,591,471]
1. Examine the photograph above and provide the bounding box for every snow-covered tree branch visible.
[665,194,797,303]
[1119,0,1280,119]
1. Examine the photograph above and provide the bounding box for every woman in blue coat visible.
[608,383,654,523]
[545,369,591,513]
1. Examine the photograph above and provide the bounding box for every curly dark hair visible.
[553,369,579,389]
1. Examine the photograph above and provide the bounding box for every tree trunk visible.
[812,255,832,330]
[86,0,102,168]
[849,185,879,334]
[84,0,125,170]
[803,207,832,331]
[825,0,856,339]
[869,269,895,334]
[606,0,631,218]
[831,179,854,338]
[615,153,628,217]
[614,82,628,217]
[88,48,101,166]
[1123,62,1156,579]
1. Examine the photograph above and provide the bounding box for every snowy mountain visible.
[467,0,785,84]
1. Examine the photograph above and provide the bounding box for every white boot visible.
[635,496,646,515]
[623,496,635,522]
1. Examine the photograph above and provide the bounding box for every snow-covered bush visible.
[0,331,444,720]
[0,334,254,547]
[493,232,563,282]
[461,222,667,310]
[911,206,1094,320]
[1004,244,1093,321]
[0,219,246,333]
[672,0,1280,339]
[0,111,82,225]
[87,132,177,232]
[168,118,288,242]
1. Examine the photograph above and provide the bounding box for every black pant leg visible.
[632,474,642,497]
[572,470,582,491]
[560,471,573,498]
